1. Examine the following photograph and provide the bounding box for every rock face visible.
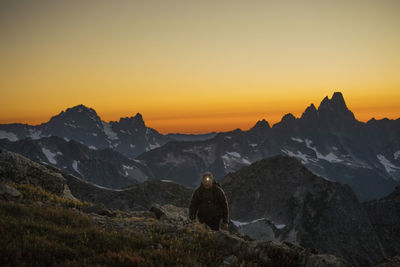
[137,92,400,201]
[364,186,400,259]
[0,148,66,195]
[0,136,153,188]
[220,155,386,267]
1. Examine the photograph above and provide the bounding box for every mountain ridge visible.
[1,93,399,200]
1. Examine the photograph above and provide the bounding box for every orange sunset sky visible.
[0,0,399,134]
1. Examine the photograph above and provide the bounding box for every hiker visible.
[189,171,229,230]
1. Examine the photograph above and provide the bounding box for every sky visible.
[0,0,399,133]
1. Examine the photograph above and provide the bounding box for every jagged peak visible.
[332,91,345,102]
[66,104,97,115]
[318,92,348,112]
[301,103,318,120]
[272,113,296,128]
[48,104,101,124]
[317,92,356,121]
[281,113,296,122]
[118,112,146,127]
[250,119,270,131]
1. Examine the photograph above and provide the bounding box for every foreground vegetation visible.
[0,183,258,266]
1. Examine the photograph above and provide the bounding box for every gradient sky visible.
[1,0,399,133]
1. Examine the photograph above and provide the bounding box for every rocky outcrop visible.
[0,148,66,195]
[220,155,386,266]
[0,184,22,201]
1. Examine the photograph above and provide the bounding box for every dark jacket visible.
[189,182,229,224]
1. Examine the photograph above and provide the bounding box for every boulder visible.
[150,204,189,221]
[83,204,115,217]
[0,184,22,201]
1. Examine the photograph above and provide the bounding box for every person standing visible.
[189,172,229,230]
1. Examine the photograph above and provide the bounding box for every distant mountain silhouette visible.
[137,92,400,201]
[0,104,216,158]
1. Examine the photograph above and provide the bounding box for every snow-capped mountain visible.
[0,105,169,158]
[0,105,223,158]
[137,92,400,201]
[0,136,153,188]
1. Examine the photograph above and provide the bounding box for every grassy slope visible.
[0,183,258,267]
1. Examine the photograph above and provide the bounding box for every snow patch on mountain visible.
[275,224,286,229]
[281,149,311,164]
[221,152,251,169]
[291,137,303,143]
[102,122,118,140]
[232,218,266,227]
[122,165,134,176]
[72,160,81,174]
[41,148,58,164]
[88,145,97,150]
[29,129,42,140]
[394,151,400,160]
[249,144,258,147]
[304,139,342,163]
[91,183,125,192]
[0,130,18,141]
[148,143,160,150]
[64,123,77,128]
[232,217,286,230]
[161,179,175,183]
[377,154,400,175]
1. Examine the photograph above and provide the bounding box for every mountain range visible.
[137,92,400,201]
[1,92,399,200]
[0,105,216,159]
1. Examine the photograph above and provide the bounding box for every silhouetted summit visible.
[318,91,356,122]
[250,119,270,131]
[301,103,318,121]
[117,113,146,129]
